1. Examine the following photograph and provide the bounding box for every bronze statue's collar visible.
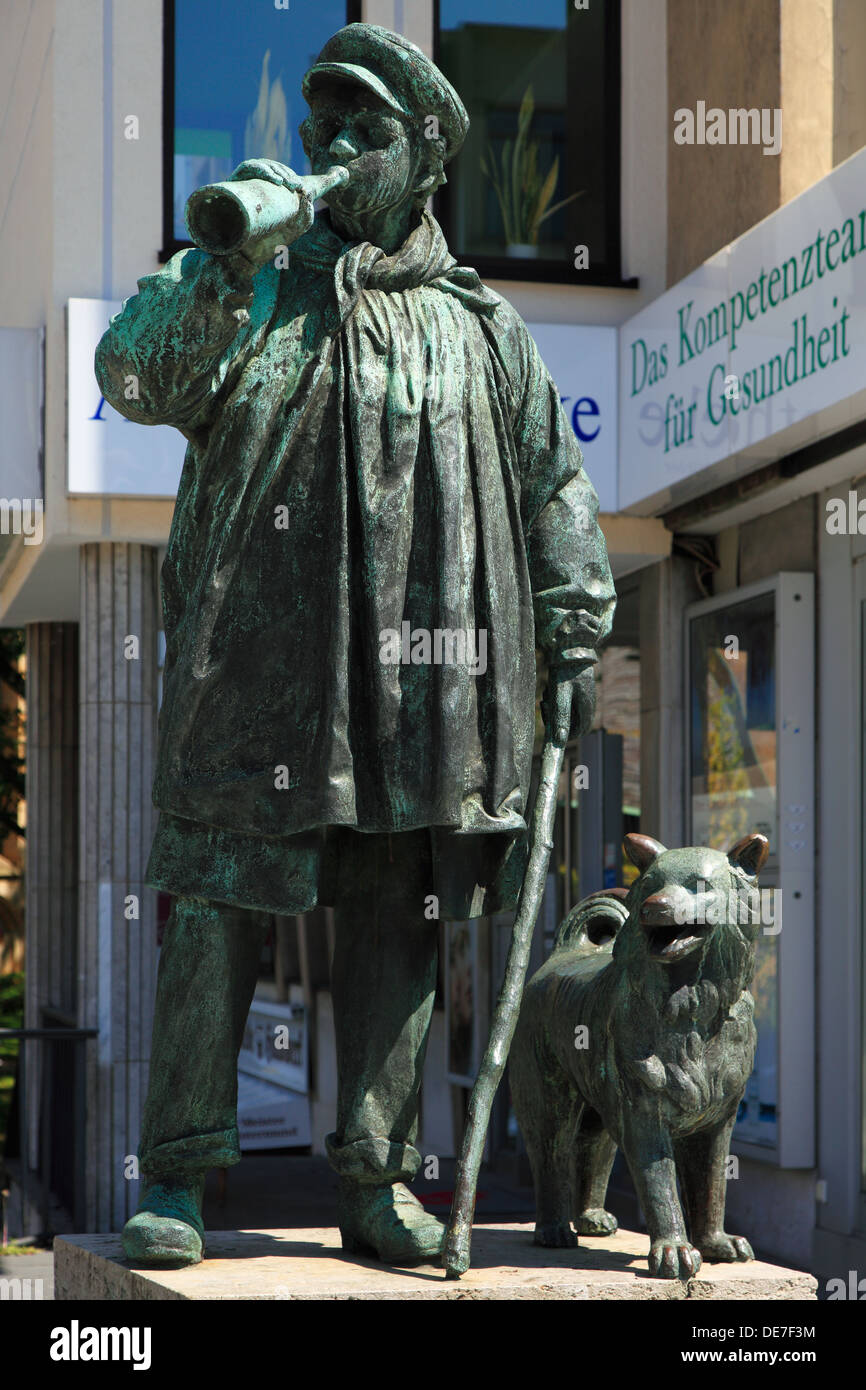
[290,209,500,321]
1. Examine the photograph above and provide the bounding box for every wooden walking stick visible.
[443,675,574,1278]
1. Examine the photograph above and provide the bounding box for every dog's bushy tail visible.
[554,887,630,954]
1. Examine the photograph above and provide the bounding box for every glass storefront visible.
[688,588,780,1149]
[689,591,777,855]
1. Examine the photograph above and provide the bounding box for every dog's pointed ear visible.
[623,833,666,872]
[728,833,769,877]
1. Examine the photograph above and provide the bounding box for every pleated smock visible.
[95,211,615,917]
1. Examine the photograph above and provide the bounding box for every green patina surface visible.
[512,832,768,1279]
[95,22,615,1269]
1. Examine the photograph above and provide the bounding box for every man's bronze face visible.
[300,84,419,220]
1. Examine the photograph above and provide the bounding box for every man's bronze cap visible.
[303,22,469,161]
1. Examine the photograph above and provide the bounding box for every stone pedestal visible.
[54,1224,817,1301]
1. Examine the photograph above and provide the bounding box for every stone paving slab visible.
[54,1224,818,1301]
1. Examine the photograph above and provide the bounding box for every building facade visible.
[1,0,864,1281]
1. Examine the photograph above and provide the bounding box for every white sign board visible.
[528,322,618,513]
[619,144,866,512]
[67,298,186,497]
[237,1073,311,1151]
[68,299,618,511]
[239,999,309,1094]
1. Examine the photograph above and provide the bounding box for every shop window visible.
[434,0,625,284]
[689,592,777,856]
[687,575,815,1167]
[162,0,361,258]
[689,589,779,1153]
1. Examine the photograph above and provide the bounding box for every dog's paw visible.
[534,1221,577,1248]
[698,1232,754,1263]
[575,1207,618,1236]
[648,1238,702,1280]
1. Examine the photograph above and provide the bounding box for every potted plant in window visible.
[480,85,582,258]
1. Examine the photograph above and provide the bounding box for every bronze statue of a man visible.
[95,22,615,1268]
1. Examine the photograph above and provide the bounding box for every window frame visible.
[160,0,362,262]
[685,572,816,1170]
[432,0,634,287]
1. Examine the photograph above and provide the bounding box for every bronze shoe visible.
[122,1174,206,1267]
[338,1179,445,1266]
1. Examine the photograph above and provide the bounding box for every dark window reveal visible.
[434,0,626,285]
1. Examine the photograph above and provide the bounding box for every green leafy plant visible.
[480,86,583,247]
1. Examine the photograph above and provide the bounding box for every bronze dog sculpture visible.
[511,831,769,1279]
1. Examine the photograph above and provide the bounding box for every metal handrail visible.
[0,1027,98,1238]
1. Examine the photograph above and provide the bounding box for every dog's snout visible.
[640,892,679,928]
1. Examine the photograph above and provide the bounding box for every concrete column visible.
[24,623,79,1174]
[666,0,781,283]
[639,555,701,848]
[780,0,833,205]
[834,0,866,165]
[79,543,159,1232]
